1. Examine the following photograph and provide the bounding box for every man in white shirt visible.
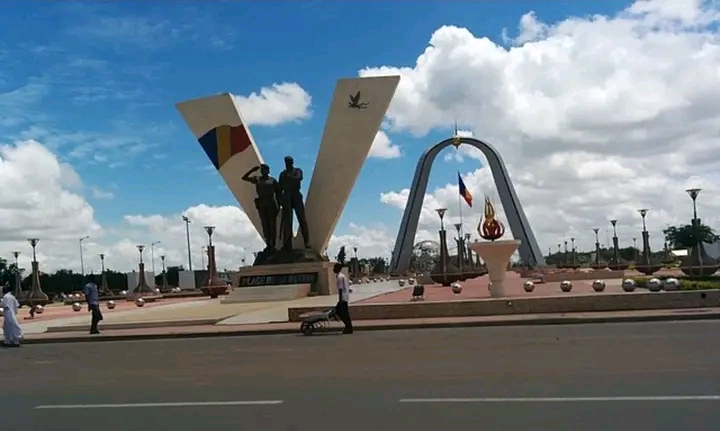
[333,263,353,334]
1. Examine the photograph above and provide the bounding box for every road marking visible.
[34,400,283,410]
[399,396,720,403]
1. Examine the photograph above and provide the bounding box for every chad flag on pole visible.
[458,172,473,207]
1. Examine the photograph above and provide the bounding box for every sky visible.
[1,0,719,274]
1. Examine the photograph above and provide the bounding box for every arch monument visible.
[389,137,545,274]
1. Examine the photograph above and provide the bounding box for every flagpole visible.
[458,174,464,237]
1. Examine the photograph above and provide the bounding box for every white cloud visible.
[233,83,312,126]
[91,186,114,200]
[0,140,102,270]
[371,0,720,254]
[369,130,402,159]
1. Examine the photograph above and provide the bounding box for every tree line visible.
[0,261,187,294]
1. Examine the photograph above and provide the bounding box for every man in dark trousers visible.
[333,263,353,334]
[83,275,103,335]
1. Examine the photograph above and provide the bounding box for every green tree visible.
[663,222,719,249]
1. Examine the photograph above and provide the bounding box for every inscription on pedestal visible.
[238,272,318,287]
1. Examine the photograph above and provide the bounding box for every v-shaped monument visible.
[176,76,400,299]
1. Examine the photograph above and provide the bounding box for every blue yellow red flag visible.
[458,172,472,207]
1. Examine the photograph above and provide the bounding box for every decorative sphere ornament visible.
[647,278,663,292]
[408,278,416,285]
[120,290,128,296]
[663,277,680,291]
[155,288,161,294]
[622,278,636,292]
[72,302,82,312]
[592,280,606,292]
[34,305,44,314]
[135,297,146,307]
[107,300,116,310]
[398,279,406,287]
[451,282,462,294]
[523,280,535,292]
[560,280,573,292]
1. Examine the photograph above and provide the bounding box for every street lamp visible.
[182,215,193,271]
[686,188,701,224]
[79,235,90,276]
[151,241,161,275]
[11,251,20,296]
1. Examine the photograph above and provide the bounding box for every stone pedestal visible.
[27,261,49,306]
[201,245,229,298]
[100,271,112,296]
[470,240,520,298]
[224,261,336,304]
[128,262,157,300]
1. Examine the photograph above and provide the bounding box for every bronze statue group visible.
[242,155,310,253]
[243,157,353,334]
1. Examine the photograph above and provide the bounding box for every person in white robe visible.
[2,283,23,347]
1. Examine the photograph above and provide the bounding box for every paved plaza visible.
[17,280,408,335]
[4,321,719,431]
[357,272,629,304]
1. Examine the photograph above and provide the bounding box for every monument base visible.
[253,248,327,266]
[222,284,311,304]
[469,240,521,298]
[228,261,337,304]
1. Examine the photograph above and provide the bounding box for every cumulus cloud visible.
[0,140,102,269]
[369,130,402,159]
[233,82,312,126]
[372,0,720,253]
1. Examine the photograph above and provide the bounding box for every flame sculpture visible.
[478,196,505,241]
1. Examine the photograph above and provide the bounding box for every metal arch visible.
[389,137,545,274]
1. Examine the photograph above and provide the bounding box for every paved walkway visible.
[21,307,720,344]
[16,281,407,334]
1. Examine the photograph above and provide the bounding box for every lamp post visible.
[132,244,152,296]
[160,255,168,292]
[453,222,463,272]
[26,238,48,305]
[151,241,161,275]
[593,228,600,266]
[435,208,448,280]
[686,188,701,224]
[200,226,227,298]
[182,215,193,271]
[11,251,21,297]
[201,246,207,268]
[99,253,110,295]
[79,235,90,276]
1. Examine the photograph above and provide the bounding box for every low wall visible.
[288,290,720,322]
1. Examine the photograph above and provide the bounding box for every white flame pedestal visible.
[469,239,521,298]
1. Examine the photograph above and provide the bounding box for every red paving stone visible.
[23,307,720,343]
[357,272,628,304]
[20,297,203,322]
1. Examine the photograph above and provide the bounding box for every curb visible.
[22,311,720,345]
[45,318,224,333]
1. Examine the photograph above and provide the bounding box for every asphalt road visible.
[3,321,720,431]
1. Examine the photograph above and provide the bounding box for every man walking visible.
[83,275,103,335]
[333,263,353,334]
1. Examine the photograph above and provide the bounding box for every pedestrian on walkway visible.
[1,282,23,347]
[333,263,353,334]
[83,275,103,335]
